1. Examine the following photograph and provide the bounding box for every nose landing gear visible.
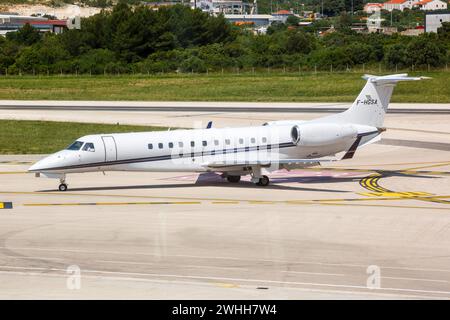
[58,177,68,191]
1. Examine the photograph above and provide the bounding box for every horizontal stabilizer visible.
[362,74,431,85]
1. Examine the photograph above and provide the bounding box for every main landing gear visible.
[58,177,68,191]
[255,175,269,186]
[224,173,270,187]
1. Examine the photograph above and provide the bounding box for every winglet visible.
[206,121,212,129]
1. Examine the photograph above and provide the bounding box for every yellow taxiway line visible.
[24,201,201,207]
[358,173,450,205]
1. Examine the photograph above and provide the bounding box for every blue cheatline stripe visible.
[1,202,13,209]
[32,141,296,172]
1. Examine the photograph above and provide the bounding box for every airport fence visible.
[0,63,448,77]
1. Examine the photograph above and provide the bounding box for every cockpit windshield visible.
[67,141,84,150]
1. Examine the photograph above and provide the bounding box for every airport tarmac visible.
[0,102,449,299]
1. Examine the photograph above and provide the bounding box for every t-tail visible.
[320,74,430,127]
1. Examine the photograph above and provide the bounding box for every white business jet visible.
[29,74,427,191]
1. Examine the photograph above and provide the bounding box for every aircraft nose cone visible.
[28,152,67,172]
[28,159,44,172]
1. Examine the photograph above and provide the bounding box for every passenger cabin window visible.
[214,140,219,146]
[178,142,183,148]
[191,141,195,147]
[262,137,267,143]
[82,142,95,152]
[148,143,153,149]
[169,142,173,148]
[239,138,244,144]
[202,141,207,147]
[67,141,84,150]
[158,143,163,149]
[251,138,256,144]
[225,139,230,145]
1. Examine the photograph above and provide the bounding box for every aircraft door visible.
[102,136,117,162]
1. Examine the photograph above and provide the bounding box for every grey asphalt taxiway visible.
[0,101,449,299]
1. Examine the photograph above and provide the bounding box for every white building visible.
[190,0,256,14]
[425,12,450,32]
[271,9,295,23]
[364,3,383,13]
[367,11,384,32]
[383,0,416,11]
[413,0,448,10]
[212,0,244,14]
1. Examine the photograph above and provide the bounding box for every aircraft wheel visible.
[58,183,68,192]
[258,175,269,187]
[226,175,241,183]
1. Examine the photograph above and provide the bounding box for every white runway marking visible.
[97,259,156,266]
[383,276,449,284]
[0,264,449,298]
[3,246,450,274]
[182,265,249,271]
[282,271,345,277]
[2,269,448,300]
[5,256,64,261]
[97,259,248,271]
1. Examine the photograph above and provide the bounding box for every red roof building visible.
[383,0,416,11]
[364,3,383,13]
[273,10,293,15]
[413,0,447,10]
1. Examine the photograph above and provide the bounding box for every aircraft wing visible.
[202,157,338,170]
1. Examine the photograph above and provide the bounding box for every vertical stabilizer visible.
[316,74,429,127]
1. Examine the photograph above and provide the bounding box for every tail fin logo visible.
[356,95,378,106]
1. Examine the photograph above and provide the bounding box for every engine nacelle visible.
[291,123,357,147]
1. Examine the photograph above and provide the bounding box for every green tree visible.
[77,49,117,74]
[13,46,41,73]
[437,22,450,42]
[407,34,446,67]
[180,56,207,73]
[286,15,300,27]
[384,43,410,69]
[267,22,287,35]
[285,30,316,54]
[0,38,20,72]
[337,11,352,30]
[6,23,41,46]
[323,0,346,16]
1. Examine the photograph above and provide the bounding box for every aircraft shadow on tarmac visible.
[38,182,348,193]
[36,170,440,193]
